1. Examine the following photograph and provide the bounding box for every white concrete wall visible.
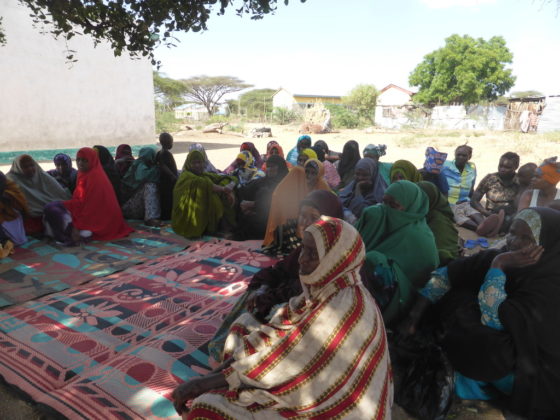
[377,88,412,106]
[272,89,298,110]
[0,0,155,152]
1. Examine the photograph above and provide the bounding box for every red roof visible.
[379,84,414,96]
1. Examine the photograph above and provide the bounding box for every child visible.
[156,133,178,220]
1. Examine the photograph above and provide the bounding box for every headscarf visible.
[188,143,218,173]
[93,145,122,203]
[314,140,330,155]
[263,159,331,246]
[311,145,325,162]
[337,140,361,187]
[339,158,387,218]
[7,155,71,217]
[64,148,133,240]
[213,217,391,419]
[240,142,264,168]
[300,189,343,219]
[46,153,78,192]
[536,157,560,186]
[265,154,289,182]
[121,147,160,200]
[355,180,439,324]
[232,151,264,185]
[364,144,387,157]
[299,147,317,162]
[441,208,560,418]
[390,159,423,183]
[423,147,448,174]
[417,181,458,265]
[286,135,312,166]
[115,144,135,177]
[265,141,284,159]
[0,171,29,223]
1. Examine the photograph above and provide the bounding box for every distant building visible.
[272,88,342,112]
[174,104,210,120]
[375,84,416,129]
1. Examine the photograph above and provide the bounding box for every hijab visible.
[64,148,133,240]
[299,148,317,162]
[390,160,423,183]
[337,140,361,187]
[0,171,29,223]
[286,135,312,166]
[47,153,78,192]
[265,154,289,182]
[363,144,387,157]
[300,189,343,219]
[7,154,71,217]
[121,147,160,199]
[115,144,135,177]
[339,158,387,217]
[240,142,263,168]
[93,145,122,202]
[417,181,458,265]
[188,143,218,173]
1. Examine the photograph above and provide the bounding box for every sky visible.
[154,0,560,97]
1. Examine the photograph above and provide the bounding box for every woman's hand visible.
[172,378,204,415]
[246,286,276,318]
[491,244,545,271]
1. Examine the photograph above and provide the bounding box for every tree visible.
[409,34,516,106]
[153,72,187,110]
[182,76,252,116]
[235,88,275,118]
[1,1,306,65]
[343,84,379,123]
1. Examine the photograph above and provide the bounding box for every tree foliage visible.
[153,71,187,110]
[343,84,379,123]
[1,0,306,65]
[228,88,275,118]
[409,34,516,106]
[182,75,252,116]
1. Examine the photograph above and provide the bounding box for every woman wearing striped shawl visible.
[172,217,392,419]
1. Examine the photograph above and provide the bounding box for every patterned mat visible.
[0,222,190,308]
[0,241,277,419]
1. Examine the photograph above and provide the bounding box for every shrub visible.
[325,104,360,129]
[272,107,300,125]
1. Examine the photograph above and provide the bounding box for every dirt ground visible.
[2,124,551,419]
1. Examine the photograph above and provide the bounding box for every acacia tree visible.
[1,0,306,65]
[182,76,252,116]
[343,84,379,123]
[228,88,275,118]
[409,34,516,106]
[153,71,187,110]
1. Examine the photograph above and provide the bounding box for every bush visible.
[272,107,300,125]
[206,115,229,124]
[155,110,182,133]
[325,104,360,129]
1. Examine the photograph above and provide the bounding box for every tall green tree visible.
[409,34,516,106]
[1,0,307,65]
[236,88,275,118]
[343,84,379,123]
[182,76,252,116]
[153,71,187,110]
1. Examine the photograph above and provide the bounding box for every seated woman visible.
[314,139,340,163]
[261,141,285,171]
[417,181,459,266]
[7,154,71,235]
[209,189,343,361]
[188,143,218,173]
[356,180,439,326]
[295,147,317,167]
[340,158,387,222]
[46,153,78,193]
[115,144,135,177]
[234,155,289,240]
[364,144,393,185]
[517,157,560,211]
[407,207,560,418]
[285,134,312,166]
[172,150,237,239]
[389,159,423,183]
[93,145,123,204]
[418,147,449,194]
[230,151,264,186]
[337,140,361,189]
[121,147,162,226]
[224,143,263,173]
[43,148,133,244]
[312,145,340,189]
[173,217,392,420]
[262,158,331,249]
[0,171,29,246]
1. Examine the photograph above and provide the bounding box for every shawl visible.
[440,207,560,418]
[337,140,361,188]
[390,159,423,183]
[286,135,312,166]
[121,146,159,200]
[0,172,29,223]
[263,159,331,246]
[46,153,78,192]
[187,143,218,173]
[200,217,392,419]
[115,144,135,177]
[240,141,264,168]
[63,148,133,240]
[355,180,439,324]
[339,158,387,218]
[93,145,123,203]
[417,181,459,265]
[7,155,71,217]
[172,150,237,238]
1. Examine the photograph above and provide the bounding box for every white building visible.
[174,104,210,120]
[0,0,155,152]
[374,84,415,129]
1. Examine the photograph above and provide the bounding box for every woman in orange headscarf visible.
[517,157,560,211]
[43,147,133,244]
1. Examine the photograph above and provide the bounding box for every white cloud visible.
[421,0,497,8]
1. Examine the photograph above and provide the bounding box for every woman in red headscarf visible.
[43,147,133,244]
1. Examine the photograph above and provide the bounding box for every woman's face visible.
[21,159,36,178]
[266,163,279,179]
[391,171,406,182]
[383,194,404,211]
[305,164,319,186]
[298,204,322,235]
[270,147,280,156]
[189,158,205,176]
[297,139,311,152]
[506,219,536,251]
[355,167,371,184]
[299,232,320,275]
[530,171,551,191]
[76,157,90,172]
[55,161,70,175]
[297,154,309,167]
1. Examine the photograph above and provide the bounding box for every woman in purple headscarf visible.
[47,153,78,193]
